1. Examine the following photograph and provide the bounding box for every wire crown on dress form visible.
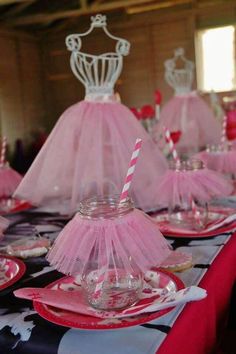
[164,47,195,95]
[65,14,130,96]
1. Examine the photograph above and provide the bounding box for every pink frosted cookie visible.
[160,250,192,272]
[6,237,51,258]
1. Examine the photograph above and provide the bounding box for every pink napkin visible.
[14,285,206,319]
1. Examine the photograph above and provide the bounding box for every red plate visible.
[0,255,26,290]
[153,211,236,238]
[0,198,32,215]
[34,269,184,330]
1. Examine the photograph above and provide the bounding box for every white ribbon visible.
[84,93,118,103]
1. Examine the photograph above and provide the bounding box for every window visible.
[195,25,236,92]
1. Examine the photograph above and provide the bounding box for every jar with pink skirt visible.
[47,195,171,311]
[156,158,233,231]
[198,142,236,179]
[80,196,143,310]
[168,160,208,230]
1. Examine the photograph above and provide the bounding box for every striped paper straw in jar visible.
[119,138,142,203]
[221,115,227,145]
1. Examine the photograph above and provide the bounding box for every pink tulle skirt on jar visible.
[156,162,233,207]
[197,150,236,176]
[47,207,171,276]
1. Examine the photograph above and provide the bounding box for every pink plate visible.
[0,255,26,290]
[34,269,184,330]
[153,211,235,238]
[0,198,32,215]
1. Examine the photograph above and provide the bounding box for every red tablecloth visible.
[158,234,236,354]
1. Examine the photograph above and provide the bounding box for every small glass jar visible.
[206,142,231,153]
[79,196,143,311]
[205,142,236,179]
[168,159,208,230]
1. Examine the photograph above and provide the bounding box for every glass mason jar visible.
[78,196,143,311]
[206,142,236,179]
[168,159,208,230]
[206,142,231,153]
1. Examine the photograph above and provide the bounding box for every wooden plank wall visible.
[0,1,235,144]
[0,30,44,150]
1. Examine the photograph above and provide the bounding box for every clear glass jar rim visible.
[169,159,205,171]
[78,195,134,219]
[206,142,231,153]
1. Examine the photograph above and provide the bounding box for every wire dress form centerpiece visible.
[14,14,167,214]
[153,48,221,155]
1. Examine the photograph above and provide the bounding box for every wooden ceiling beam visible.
[1,0,35,17]
[0,0,32,5]
[3,0,157,26]
[126,0,193,15]
[80,0,87,9]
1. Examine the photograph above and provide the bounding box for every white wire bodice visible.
[66,14,130,96]
[164,48,194,95]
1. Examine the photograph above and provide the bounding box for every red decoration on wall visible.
[140,105,155,119]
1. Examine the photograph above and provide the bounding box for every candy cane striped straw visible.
[221,115,227,145]
[0,136,7,167]
[163,126,179,163]
[119,138,142,203]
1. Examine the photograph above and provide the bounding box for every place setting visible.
[14,269,206,330]
[11,138,206,331]
[0,254,26,291]
[151,128,236,238]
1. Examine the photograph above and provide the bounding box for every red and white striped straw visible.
[119,138,142,203]
[163,126,179,163]
[221,115,227,144]
[0,136,7,166]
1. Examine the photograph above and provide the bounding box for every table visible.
[0,209,235,354]
[159,233,236,354]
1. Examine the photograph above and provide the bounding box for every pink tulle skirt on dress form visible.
[0,164,22,197]
[153,93,221,155]
[156,167,233,207]
[14,98,168,214]
[47,208,171,276]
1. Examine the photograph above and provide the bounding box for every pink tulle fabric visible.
[14,100,168,213]
[0,165,22,197]
[156,168,233,206]
[153,94,221,154]
[47,209,172,276]
[197,151,236,175]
